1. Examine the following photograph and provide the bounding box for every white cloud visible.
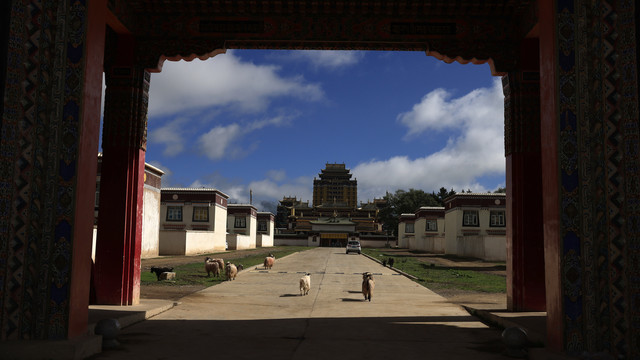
[247,176,313,204]
[279,50,365,70]
[197,123,242,160]
[189,171,313,210]
[196,115,290,160]
[148,51,324,117]
[397,79,504,137]
[266,170,287,182]
[148,117,191,157]
[354,79,505,200]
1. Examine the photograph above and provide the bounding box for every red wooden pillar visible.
[94,33,148,305]
[503,65,546,311]
[68,0,107,337]
[539,0,563,351]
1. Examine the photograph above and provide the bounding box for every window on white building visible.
[490,211,506,227]
[193,206,209,222]
[405,223,414,233]
[463,210,479,226]
[167,206,183,221]
[258,220,267,232]
[426,219,437,231]
[234,217,246,228]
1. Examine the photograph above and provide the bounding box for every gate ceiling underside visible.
[108,0,537,74]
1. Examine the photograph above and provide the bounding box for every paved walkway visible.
[89,248,514,359]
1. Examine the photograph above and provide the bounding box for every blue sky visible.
[129,49,505,211]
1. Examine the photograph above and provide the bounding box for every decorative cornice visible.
[109,0,537,74]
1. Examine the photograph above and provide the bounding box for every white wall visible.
[213,203,226,234]
[159,230,187,255]
[398,235,412,248]
[455,235,484,258]
[483,236,506,261]
[408,236,445,253]
[358,240,388,248]
[274,237,318,247]
[227,233,253,250]
[142,186,161,258]
[159,230,226,255]
[184,231,222,255]
[257,233,273,247]
[397,219,413,249]
[451,235,506,261]
[256,218,274,247]
[445,210,461,255]
[248,215,257,248]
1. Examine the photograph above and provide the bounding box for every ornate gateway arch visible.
[1,0,638,358]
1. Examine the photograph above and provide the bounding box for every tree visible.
[493,187,506,193]
[435,187,457,206]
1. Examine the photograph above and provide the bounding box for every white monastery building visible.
[226,204,258,250]
[256,212,275,247]
[159,188,229,255]
[398,207,446,253]
[398,193,507,261]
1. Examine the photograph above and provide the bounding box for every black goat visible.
[150,266,174,281]
[387,258,395,268]
[382,259,387,267]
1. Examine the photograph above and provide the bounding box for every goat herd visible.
[204,256,246,280]
[152,253,377,302]
[204,252,378,301]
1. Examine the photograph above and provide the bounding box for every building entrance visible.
[320,233,348,248]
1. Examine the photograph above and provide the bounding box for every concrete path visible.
[90,248,508,359]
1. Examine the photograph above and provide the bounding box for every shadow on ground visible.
[87,315,507,359]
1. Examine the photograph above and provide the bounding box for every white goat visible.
[226,262,238,281]
[299,273,311,296]
[362,272,375,302]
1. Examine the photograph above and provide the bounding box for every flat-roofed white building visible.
[398,194,506,261]
[444,193,506,261]
[398,207,446,253]
[256,212,275,247]
[159,188,229,255]
[227,204,257,250]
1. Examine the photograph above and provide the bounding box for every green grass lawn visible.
[362,248,506,293]
[141,246,311,287]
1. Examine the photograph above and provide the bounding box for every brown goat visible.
[204,258,220,277]
[205,257,224,271]
[263,254,275,269]
[362,272,375,302]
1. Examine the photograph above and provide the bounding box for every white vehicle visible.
[346,240,361,254]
